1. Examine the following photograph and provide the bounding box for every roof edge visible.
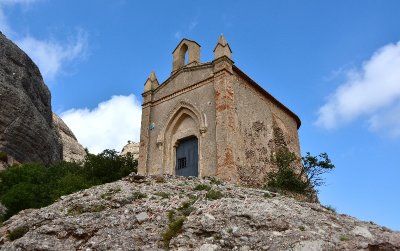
[232,65,301,129]
[172,38,201,54]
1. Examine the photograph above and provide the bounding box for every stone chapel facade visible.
[138,35,301,186]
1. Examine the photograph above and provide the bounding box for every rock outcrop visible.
[52,113,86,162]
[0,31,62,165]
[120,141,139,159]
[0,175,398,250]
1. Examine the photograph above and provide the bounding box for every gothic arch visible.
[157,101,207,175]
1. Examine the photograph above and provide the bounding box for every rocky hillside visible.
[52,113,86,162]
[0,175,398,250]
[0,32,85,164]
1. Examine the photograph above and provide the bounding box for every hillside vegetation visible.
[0,149,137,221]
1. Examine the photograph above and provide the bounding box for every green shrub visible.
[162,216,185,248]
[0,149,138,221]
[265,149,335,198]
[266,149,307,193]
[179,198,197,216]
[193,184,211,191]
[132,192,147,200]
[0,152,7,162]
[8,226,29,241]
[206,190,224,200]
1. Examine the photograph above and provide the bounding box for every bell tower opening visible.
[179,43,189,66]
[172,38,201,73]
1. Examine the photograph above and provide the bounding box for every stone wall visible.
[232,71,301,186]
[139,65,218,177]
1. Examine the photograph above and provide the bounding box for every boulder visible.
[0,31,62,165]
[120,141,139,159]
[52,113,86,162]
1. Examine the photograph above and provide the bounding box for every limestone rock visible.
[52,113,86,162]
[0,31,62,165]
[120,141,139,159]
[0,175,399,250]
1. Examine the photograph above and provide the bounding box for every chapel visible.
[138,35,301,186]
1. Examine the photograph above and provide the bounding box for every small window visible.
[177,157,187,169]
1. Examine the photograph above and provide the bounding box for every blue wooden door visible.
[175,137,198,177]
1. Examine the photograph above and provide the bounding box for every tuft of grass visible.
[9,226,29,241]
[101,191,113,200]
[67,205,84,216]
[154,175,166,183]
[91,204,106,212]
[340,235,349,241]
[263,192,273,199]
[154,192,170,199]
[132,191,147,200]
[161,198,199,248]
[299,226,305,231]
[179,198,197,216]
[194,184,211,191]
[206,190,224,200]
[162,217,185,249]
[209,177,223,186]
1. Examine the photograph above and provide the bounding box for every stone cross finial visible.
[214,34,232,60]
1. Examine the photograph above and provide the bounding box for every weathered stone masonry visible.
[138,35,301,187]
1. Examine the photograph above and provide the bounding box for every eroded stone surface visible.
[120,141,139,160]
[0,31,62,165]
[52,113,86,162]
[0,175,399,250]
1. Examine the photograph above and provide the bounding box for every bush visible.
[8,226,29,241]
[0,149,137,221]
[265,148,334,197]
[0,152,7,162]
[205,189,224,200]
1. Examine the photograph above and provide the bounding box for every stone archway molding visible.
[157,100,207,147]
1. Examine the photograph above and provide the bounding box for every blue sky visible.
[1,0,400,230]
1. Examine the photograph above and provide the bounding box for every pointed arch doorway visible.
[175,136,198,177]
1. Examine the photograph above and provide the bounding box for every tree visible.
[300,152,335,191]
[266,149,335,197]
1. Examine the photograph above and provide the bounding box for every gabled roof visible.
[172,38,201,54]
[232,65,301,129]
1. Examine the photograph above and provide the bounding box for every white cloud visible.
[0,7,10,35]
[174,20,198,40]
[0,0,39,5]
[316,41,400,137]
[0,0,38,36]
[0,0,88,81]
[189,21,198,31]
[15,30,88,80]
[368,102,400,138]
[174,31,182,39]
[60,95,142,154]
